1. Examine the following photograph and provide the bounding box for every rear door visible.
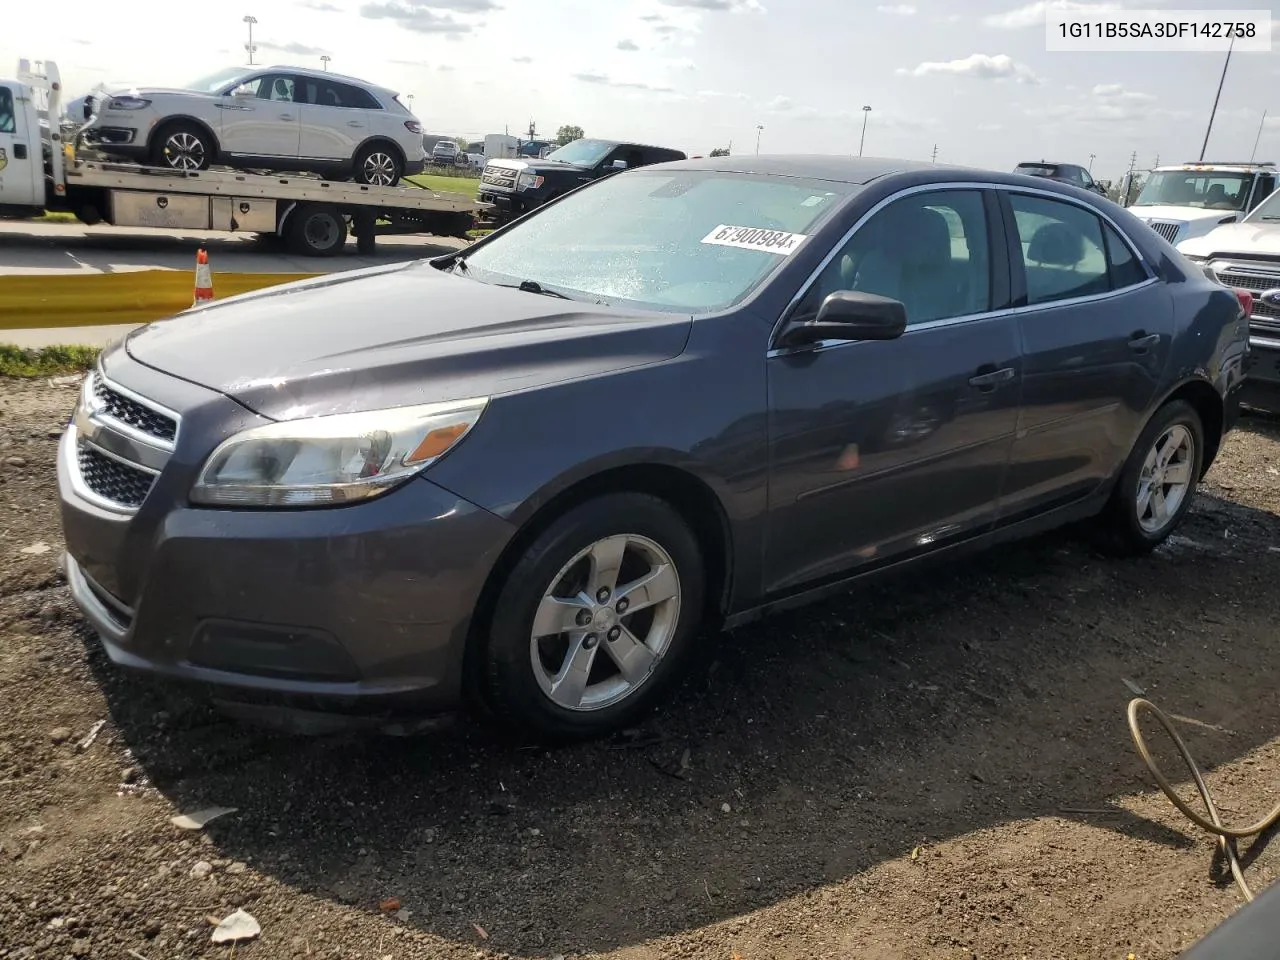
[998,189,1171,520]
[297,78,368,162]
[218,73,301,159]
[0,83,41,207]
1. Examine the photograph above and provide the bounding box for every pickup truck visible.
[477,137,686,224]
[1130,161,1277,246]
[1178,183,1280,411]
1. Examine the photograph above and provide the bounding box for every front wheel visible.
[482,493,705,741]
[1095,399,1205,556]
[152,122,213,172]
[352,143,403,186]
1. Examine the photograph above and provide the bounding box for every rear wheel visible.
[352,143,403,186]
[151,122,214,172]
[482,493,705,741]
[285,204,348,257]
[1095,399,1204,556]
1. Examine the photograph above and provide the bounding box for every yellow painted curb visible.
[0,271,320,330]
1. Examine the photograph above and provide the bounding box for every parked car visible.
[431,139,459,166]
[58,156,1249,741]
[479,137,686,224]
[1177,183,1280,411]
[81,65,426,186]
[1013,161,1108,197]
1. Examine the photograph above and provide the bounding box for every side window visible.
[796,190,991,326]
[335,83,381,110]
[1008,193,1109,305]
[256,75,296,102]
[0,87,15,134]
[1102,222,1147,289]
[1250,175,1276,210]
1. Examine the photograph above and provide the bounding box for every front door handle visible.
[968,366,1015,391]
[1128,331,1160,352]
[280,113,295,121]
[347,121,363,127]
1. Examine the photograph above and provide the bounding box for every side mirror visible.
[777,291,907,348]
[609,159,627,171]
[231,84,256,98]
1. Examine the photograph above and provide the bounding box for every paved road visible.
[1,220,467,347]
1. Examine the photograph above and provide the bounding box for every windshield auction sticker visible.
[701,225,808,255]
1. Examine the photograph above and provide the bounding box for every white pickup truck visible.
[1127,161,1277,247]
[0,59,487,255]
[1178,184,1280,412]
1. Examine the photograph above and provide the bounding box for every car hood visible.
[484,158,589,174]
[1129,204,1243,225]
[124,261,692,421]
[1176,221,1280,259]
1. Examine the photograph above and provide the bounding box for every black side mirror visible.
[777,291,907,348]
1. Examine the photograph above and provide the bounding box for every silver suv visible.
[82,65,427,186]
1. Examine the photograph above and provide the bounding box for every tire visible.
[482,493,705,741]
[352,143,403,187]
[1095,399,1205,556]
[285,204,348,257]
[151,121,214,172]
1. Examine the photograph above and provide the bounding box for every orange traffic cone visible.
[193,248,214,305]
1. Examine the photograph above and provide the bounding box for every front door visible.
[998,190,1172,520]
[217,73,301,159]
[296,77,370,162]
[0,83,40,207]
[764,188,1022,594]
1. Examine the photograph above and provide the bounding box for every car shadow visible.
[81,483,1280,957]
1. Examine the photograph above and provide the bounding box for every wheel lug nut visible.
[616,598,629,614]
[583,634,599,649]
[596,588,611,603]
[575,610,592,627]
[607,626,621,642]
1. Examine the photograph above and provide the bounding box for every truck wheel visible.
[152,122,213,172]
[352,144,403,187]
[286,205,348,257]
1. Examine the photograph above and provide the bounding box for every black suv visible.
[1014,161,1107,196]
[478,137,686,223]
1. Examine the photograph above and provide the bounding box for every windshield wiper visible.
[498,279,574,300]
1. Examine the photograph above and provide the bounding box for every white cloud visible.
[697,89,750,100]
[658,0,764,11]
[573,71,676,93]
[899,53,1039,84]
[876,3,916,14]
[766,94,793,112]
[1092,83,1156,104]
[617,38,640,50]
[984,0,1121,30]
[668,56,698,70]
[259,40,331,56]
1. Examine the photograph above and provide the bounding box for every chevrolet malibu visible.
[58,157,1250,740]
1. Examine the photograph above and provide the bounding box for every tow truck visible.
[1126,160,1277,246]
[0,60,489,256]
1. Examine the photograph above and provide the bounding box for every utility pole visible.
[243,15,258,65]
[1088,153,1096,173]
[930,144,938,163]
[755,124,763,155]
[1152,153,1159,169]
[1199,35,1234,161]
[858,105,871,157]
[1250,109,1268,163]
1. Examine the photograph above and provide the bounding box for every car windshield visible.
[542,139,615,167]
[1133,171,1254,211]
[456,170,852,313]
[186,66,252,93]
[1245,187,1280,221]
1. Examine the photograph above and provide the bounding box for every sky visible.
[4,0,1278,183]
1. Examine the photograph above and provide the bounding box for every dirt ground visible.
[2,375,1279,960]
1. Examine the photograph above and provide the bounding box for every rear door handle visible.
[968,366,1016,391]
[280,113,295,121]
[1128,332,1160,352]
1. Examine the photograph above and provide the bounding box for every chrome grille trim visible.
[1147,220,1182,243]
[88,370,180,449]
[1207,259,1280,329]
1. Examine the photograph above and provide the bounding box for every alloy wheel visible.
[1136,423,1195,534]
[362,152,397,185]
[529,534,682,712]
[164,132,206,171]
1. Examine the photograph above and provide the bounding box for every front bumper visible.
[1241,333,1280,412]
[57,355,516,715]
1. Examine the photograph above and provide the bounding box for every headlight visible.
[190,398,487,508]
[516,173,544,191]
[107,97,152,110]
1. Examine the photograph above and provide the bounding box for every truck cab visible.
[1128,161,1278,246]
[478,137,686,224]
[0,66,51,212]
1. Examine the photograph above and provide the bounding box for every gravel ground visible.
[2,375,1279,960]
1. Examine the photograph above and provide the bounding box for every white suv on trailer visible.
[81,65,427,186]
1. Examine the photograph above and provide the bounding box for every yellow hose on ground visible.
[1127,698,1280,901]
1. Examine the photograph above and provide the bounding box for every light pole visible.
[755,124,763,155]
[1088,153,1096,173]
[858,105,871,157]
[1250,109,1268,163]
[407,93,415,113]
[320,55,331,71]
[243,15,258,65]
[1199,35,1234,162]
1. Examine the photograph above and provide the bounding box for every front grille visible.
[92,373,177,443]
[481,166,517,188]
[1148,221,1182,243]
[1214,267,1280,323]
[77,443,155,508]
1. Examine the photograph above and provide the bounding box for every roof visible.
[1155,162,1275,172]
[661,154,967,184]
[262,64,396,95]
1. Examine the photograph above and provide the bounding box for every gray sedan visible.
[57,156,1250,740]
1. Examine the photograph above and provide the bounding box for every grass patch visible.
[406,173,480,197]
[0,344,100,378]
[38,211,81,223]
